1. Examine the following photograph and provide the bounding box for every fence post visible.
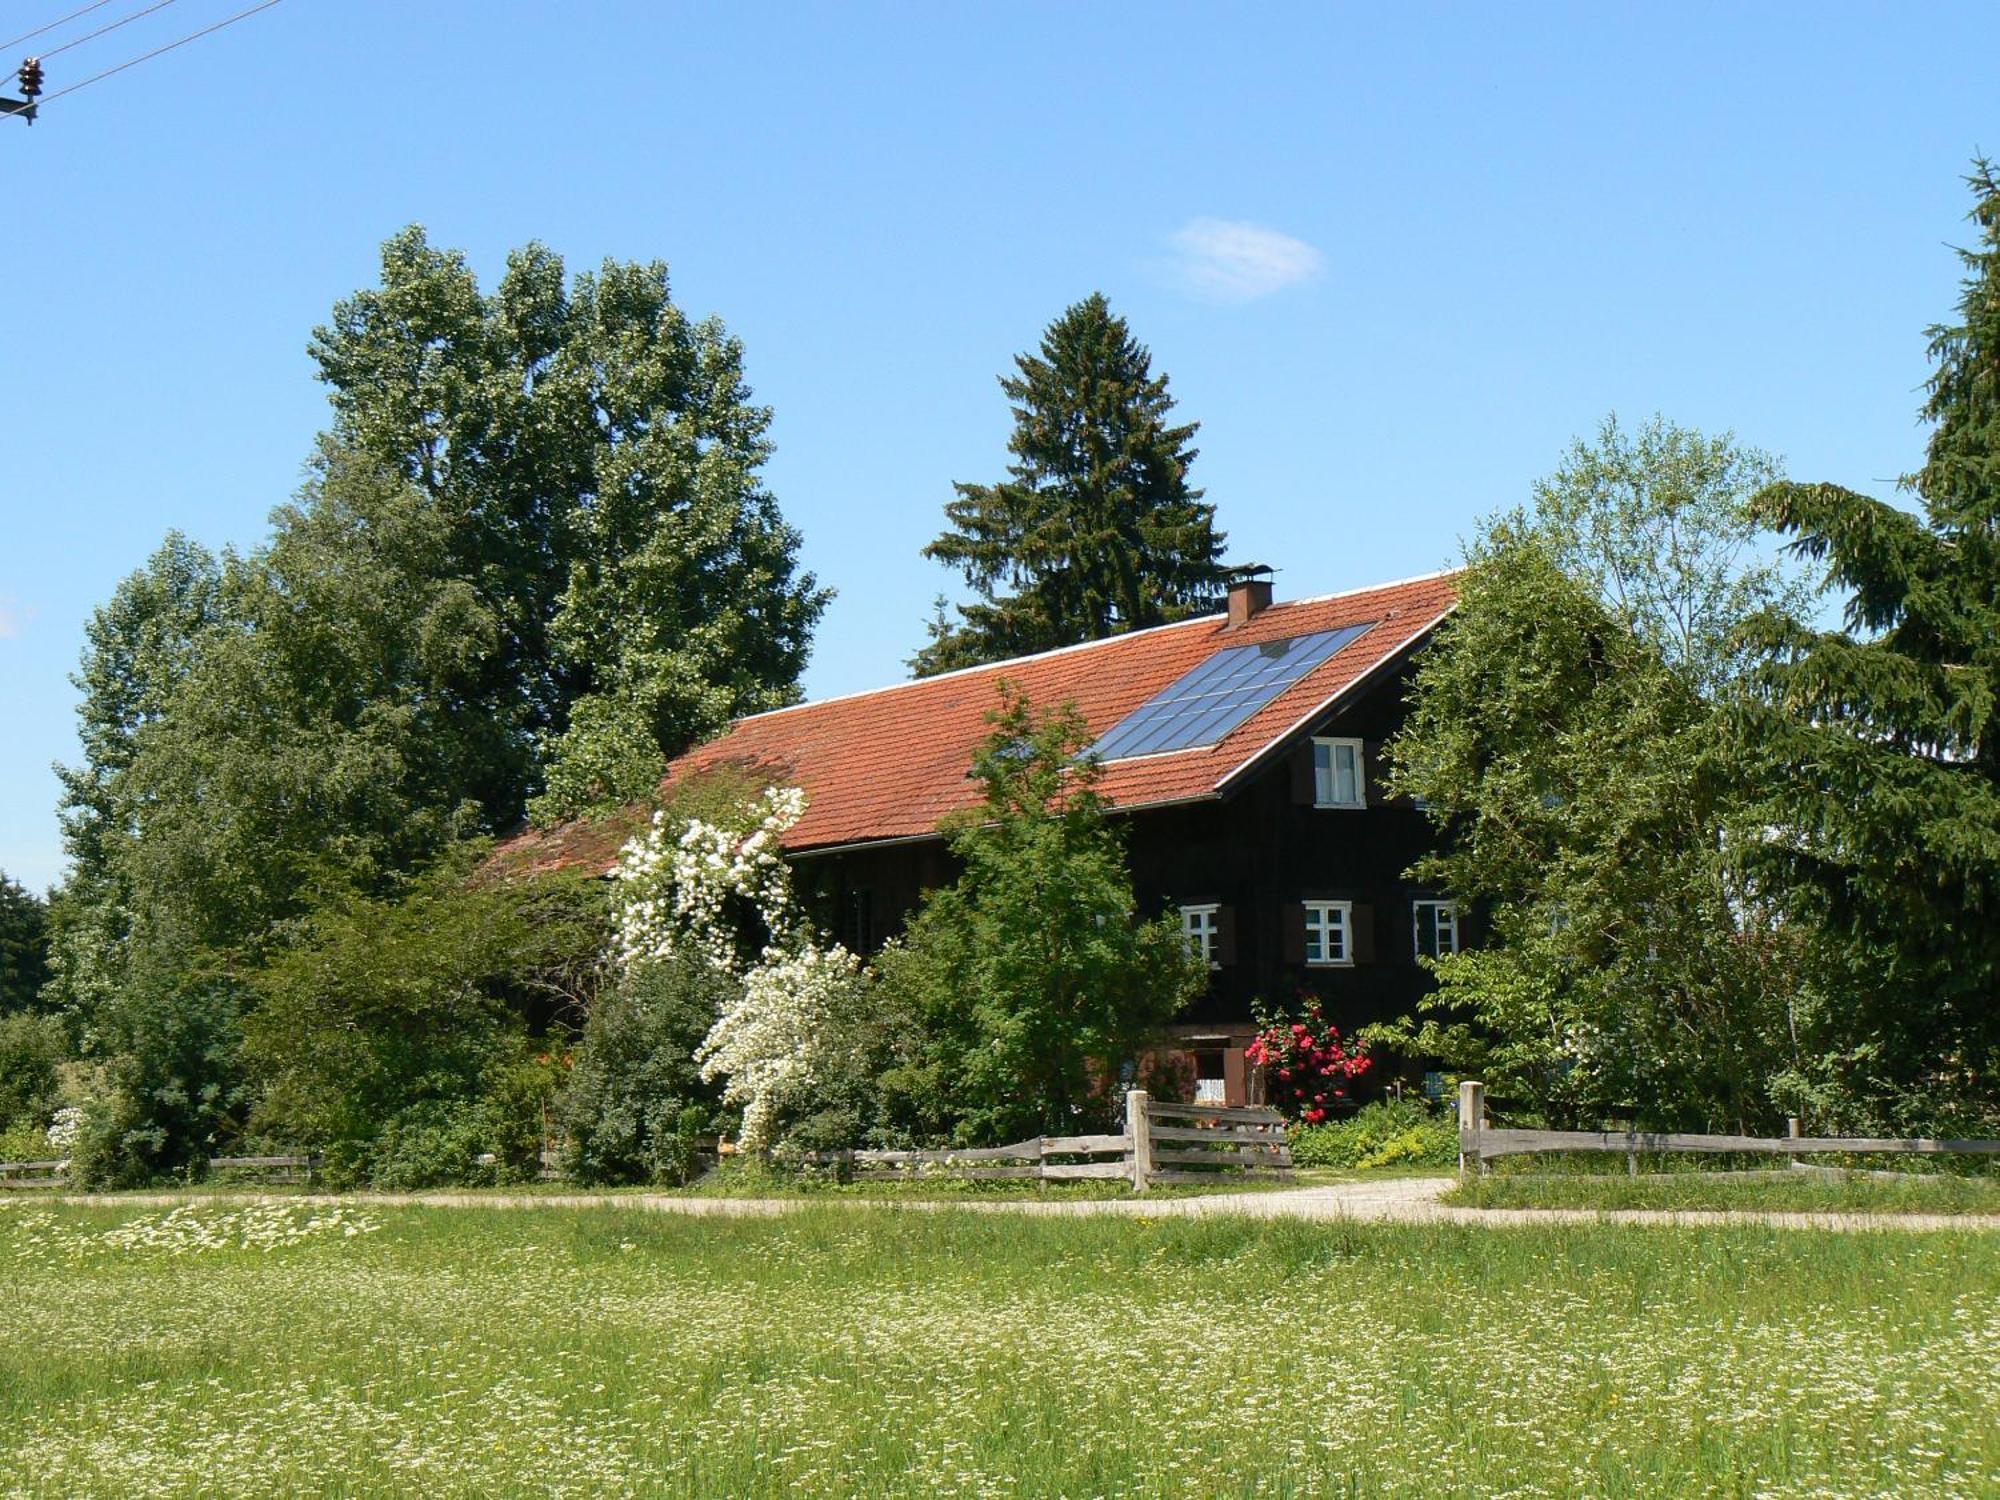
[1458,1080,1484,1176]
[1126,1089,1153,1193]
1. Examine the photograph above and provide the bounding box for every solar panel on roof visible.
[1090,623,1374,761]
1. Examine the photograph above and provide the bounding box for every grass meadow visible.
[2,1198,1996,1498]
[1446,1168,2000,1217]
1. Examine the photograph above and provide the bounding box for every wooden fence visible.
[2,1095,1299,1194]
[1455,1080,2000,1173]
[1138,1098,1294,1188]
[0,1153,324,1190]
[804,1091,1294,1191]
[0,1159,66,1189]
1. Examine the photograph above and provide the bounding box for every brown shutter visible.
[1351,902,1376,964]
[1282,903,1307,965]
[1215,904,1237,966]
[1289,742,1314,804]
[1364,739,1385,803]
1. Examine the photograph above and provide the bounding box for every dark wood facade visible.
[792,655,1452,1107]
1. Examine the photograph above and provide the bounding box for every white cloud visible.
[1163,218,1325,301]
[0,598,26,639]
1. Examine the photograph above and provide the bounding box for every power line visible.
[12,0,283,114]
[37,0,180,61]
[1,0,118,53]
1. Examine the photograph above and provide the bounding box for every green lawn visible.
[1446,1169,2000,1217]
[3,1200,1997,1497]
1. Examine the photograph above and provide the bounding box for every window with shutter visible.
[1179,904,1221,969]
[1303,901,1352,966]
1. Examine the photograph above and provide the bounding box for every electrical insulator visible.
[18,57,42,98]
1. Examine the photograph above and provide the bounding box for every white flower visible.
[611,785,865,1150]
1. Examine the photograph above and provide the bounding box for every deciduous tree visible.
[874,688,1206,1141]
[1384,418,1811,1130]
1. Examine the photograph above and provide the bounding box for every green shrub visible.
[0,1116,53,1162]
[58,978,248,1188]
[557,959,728,1185]
[1290,1097,1457,1171]
[366,1099,502,1191]
[246,854,605,1174]
[0,1012,68,1132]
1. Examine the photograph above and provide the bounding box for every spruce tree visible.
[913,294,1226,676]
[1743,161,2000,1126]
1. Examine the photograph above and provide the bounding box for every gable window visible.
[1180,904,1221,968]
[1311,737,1366,808]
[1413,899,1458,959]
[1303,901,1352,966]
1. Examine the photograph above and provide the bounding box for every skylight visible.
[1090,623,1374,761]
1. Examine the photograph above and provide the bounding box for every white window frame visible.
[1413,899,1459,959]
[1180,903,1221,969]
[1189,1044,1228,1104]
[1311,737,1367,809]
[1303,900,1352,967]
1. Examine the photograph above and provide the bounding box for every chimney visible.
[1226,565,1274,628]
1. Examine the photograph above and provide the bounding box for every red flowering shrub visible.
[1244,993,1371,1123]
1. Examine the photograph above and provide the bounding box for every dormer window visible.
[1311,737,1366,808]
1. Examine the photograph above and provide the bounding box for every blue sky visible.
[1,0,1994,893]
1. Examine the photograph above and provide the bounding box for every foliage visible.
[55,978,248,1189]
[1738,162,2000,1126]
[55,227,828,997]
[0,873,50,1015]
[1529,413,1801,692]
[45,534,223,1015]
[0,1116,55,1163]
[873,688,1207,1141]
[1289,1097,1457,1171]
[612,784,869,1152]
[1385,496,1805,1130]
[0,1012,67,1133]
[362,1099,507,1192]
[1244,993,1372,1123]
[557,958,729,1185]
[243,850,606,1172]
[914,293,1226,675]
[306,225,828,822]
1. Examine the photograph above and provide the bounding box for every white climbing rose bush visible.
[612,786,867,1151]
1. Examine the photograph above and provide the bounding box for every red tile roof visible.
[500,572,1457,872]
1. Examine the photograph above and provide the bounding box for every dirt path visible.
[45,1176,2000,1232]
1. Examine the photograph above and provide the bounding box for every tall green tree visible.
[1384,529,1801,1129]
[1740,161,2000,1128]
[73,228,830,963]
[873,688,1206,1141]
[308,228,830,820]
[1384,416,1811,1129]
[1531,414,1800,691]
[46,534,224,1016]
[0,873,50,1014]
[914,294,1225,676]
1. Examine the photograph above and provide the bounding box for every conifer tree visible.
[1743,161,2000,1126]
[914,294,1225,676]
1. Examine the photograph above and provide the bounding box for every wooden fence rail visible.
[799,1092,1295,1191]
[3,1097,1302,1196]
[1455,1080,2000,1172]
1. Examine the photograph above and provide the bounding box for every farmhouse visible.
[507,569,1462,1107]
